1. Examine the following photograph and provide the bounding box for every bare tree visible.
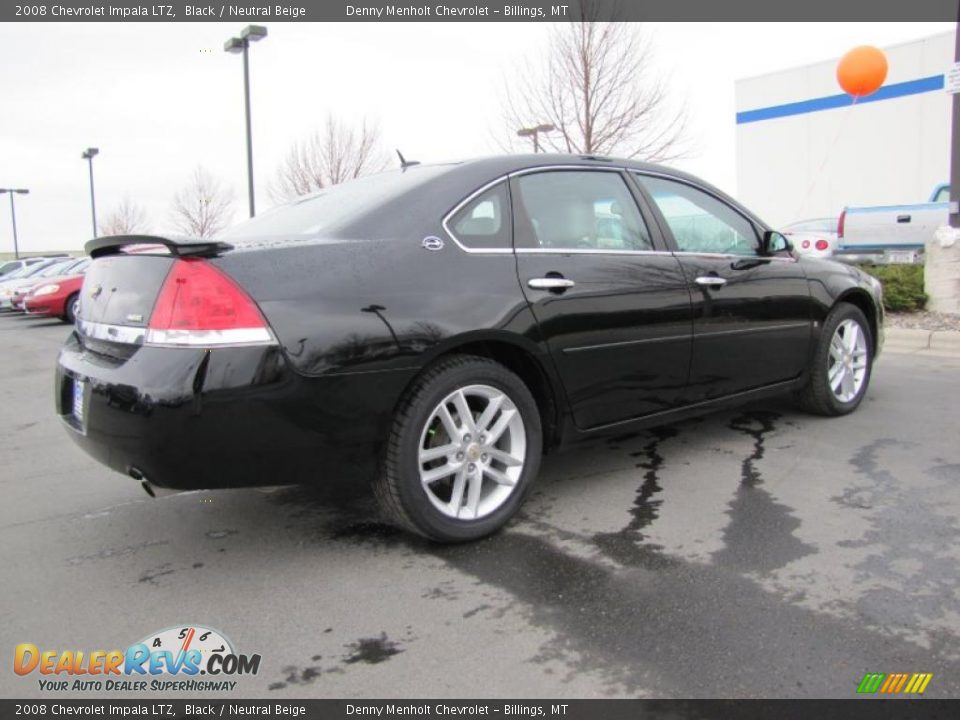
[502,2,688,161]
[270,115,389,202]
[100,197,149,236]
[170,166,235,238]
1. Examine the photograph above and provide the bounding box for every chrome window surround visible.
[440,165,796,263]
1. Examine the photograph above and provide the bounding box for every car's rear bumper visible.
[55,331,415,490]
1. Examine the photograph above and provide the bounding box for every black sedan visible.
[56,155,883,542]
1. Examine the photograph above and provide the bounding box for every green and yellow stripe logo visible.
[857,672,933,695]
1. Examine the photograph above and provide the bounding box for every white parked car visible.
[0,259,69,309]
[782,217,838,259]
[0,256,62,280]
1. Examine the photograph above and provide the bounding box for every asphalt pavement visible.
[2,313,959,699]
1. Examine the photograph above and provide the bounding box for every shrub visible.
[859,264,927,313]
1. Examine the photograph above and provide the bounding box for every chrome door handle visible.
[528,278,575,290]
[695,276,727,288]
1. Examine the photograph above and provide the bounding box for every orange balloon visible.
[837,46,888,98]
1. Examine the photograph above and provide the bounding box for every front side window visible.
[635,175,759,256]
[448,182,512,249]
[512,171,653,251]
[933,186,950,203]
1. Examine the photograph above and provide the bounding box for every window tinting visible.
[449,182,512,249]
[513,171,653,251]
[636,175,759,256]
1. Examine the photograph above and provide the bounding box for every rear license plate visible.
[72,378,86,424]
[887,250,916,264]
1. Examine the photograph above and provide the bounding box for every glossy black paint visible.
[57,155,883,491]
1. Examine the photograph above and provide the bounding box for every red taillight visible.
[837,210,846,238]
[815,239,830,251]
[801,240,811,249]
[146,259,273,347]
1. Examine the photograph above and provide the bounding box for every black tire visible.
[374,354,542,543]
[796,302,873,416]
[64,293,80,324]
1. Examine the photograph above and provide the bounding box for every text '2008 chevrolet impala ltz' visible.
[56,155,883,542]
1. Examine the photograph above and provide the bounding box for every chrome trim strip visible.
[77,319,276,347]
[563,322,810,354]
[514,248,674,256]
[673,251,797,263]
[78,319,146,345]
[563,334,691,353]
[144,327,276,347]
[695,322,811,339]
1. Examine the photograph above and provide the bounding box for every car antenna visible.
[396,149,420,170]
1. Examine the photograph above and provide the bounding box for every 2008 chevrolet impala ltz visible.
[56,155,883,542]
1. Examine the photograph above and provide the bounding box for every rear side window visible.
[448,182,512,249]
[512,171,653,251]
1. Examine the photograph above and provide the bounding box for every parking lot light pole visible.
[81,147,99,237]
[517,123,556,153]
[0,188,29,259]
[225,24,267,218]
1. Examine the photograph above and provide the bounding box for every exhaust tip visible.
[129,467,179,498]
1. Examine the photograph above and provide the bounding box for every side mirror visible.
[762,230,792,256]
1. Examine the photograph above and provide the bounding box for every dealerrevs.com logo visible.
[14,625,261,693]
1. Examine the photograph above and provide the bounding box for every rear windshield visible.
[220,165,453,241]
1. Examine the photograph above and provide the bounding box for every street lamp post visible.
[517,123,557,153]
[0,188,29,259]
[225,24,268,218]
[81,147,99,237]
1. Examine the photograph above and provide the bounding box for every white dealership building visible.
[735,31,954,228]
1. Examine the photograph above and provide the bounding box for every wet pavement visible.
[2,314,959,699]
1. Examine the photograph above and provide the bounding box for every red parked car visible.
[22,259,90,323]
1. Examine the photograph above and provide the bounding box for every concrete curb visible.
[884,327,960,357]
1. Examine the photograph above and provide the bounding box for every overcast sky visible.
[0,21,955,252]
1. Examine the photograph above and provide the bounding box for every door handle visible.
[897,215,912,223]
[528,277,575,291]
[695,276,727,288]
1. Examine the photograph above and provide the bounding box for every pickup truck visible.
[835,183,951,264]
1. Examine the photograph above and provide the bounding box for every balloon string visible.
[791,93,860,223]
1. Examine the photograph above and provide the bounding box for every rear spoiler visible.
[85,235,233,259]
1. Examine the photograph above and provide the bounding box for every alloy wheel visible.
[417,384,526,520]
[828,318,869,403]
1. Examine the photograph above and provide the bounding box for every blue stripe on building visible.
[736,75,945,125]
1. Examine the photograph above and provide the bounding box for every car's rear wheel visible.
[374,355,542,542]
[797,302,873,416]
[64,293,80,324]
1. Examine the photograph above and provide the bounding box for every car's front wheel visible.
[797,302,873,416]
[64,293,80,324]
[374,355,542,542]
